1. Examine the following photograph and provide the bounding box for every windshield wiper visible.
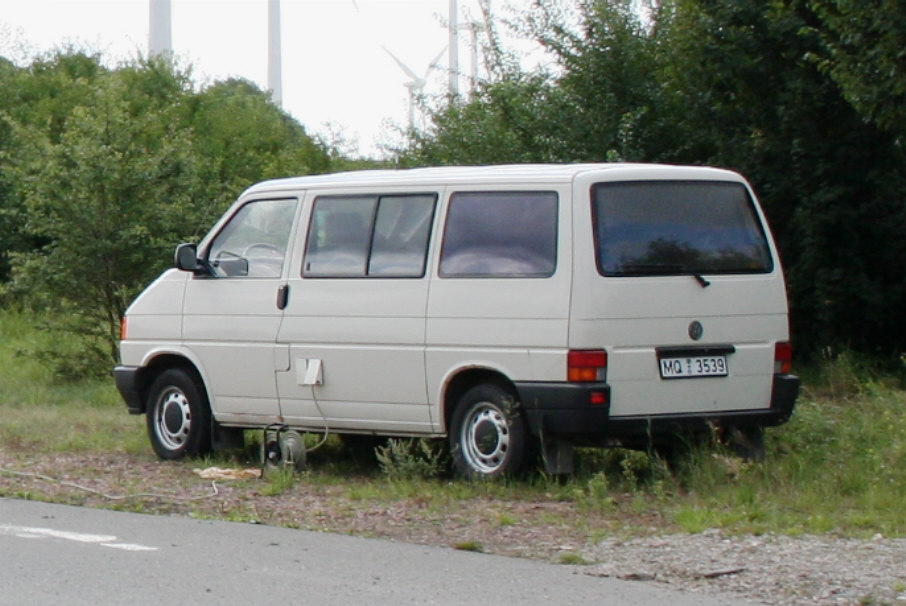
[615,264,711,288]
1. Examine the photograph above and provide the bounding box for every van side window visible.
[303,194,436,278]
[440,191,558,278]
[592,181,773,276]
[207,198,297,278]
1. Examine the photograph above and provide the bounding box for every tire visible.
[726,425,766,462]
[145,368,212,460]
[449,384,528,478]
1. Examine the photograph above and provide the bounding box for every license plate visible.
[659,355,728,379]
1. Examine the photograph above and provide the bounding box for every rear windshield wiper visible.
[614,264,711,288]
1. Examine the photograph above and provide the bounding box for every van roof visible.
[244,163,742,196]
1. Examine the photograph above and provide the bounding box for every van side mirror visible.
[175,243,200,273]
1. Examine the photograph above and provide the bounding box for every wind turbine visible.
[384,46,446,130]
[148,0,172,58]
[448,0,460,96]
[268,0,283,106]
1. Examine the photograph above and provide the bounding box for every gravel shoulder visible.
[587,530,906,605]
[1,450,904,605]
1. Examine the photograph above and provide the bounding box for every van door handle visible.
[276,284,289,310]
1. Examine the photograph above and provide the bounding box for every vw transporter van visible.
[114,164,799,476]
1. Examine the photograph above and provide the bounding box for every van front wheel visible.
[450,384,528,478]
[146,368,212,460]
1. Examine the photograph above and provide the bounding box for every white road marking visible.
[0,523,158,552]
[101,542,159,552]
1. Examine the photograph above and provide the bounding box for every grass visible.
[2,309,905,539]
[0,310,148,455]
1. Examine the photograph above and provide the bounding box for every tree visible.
[190,78,331,214]
[401,0,662,166]
[0,51,108,283]
[659,0,906,356]
[2,53,332,376]
[808,0,906,135]
[5,66,201,373]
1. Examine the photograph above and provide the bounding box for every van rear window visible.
[592,181,773,277]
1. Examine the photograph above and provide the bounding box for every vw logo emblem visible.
[688,321,704,341]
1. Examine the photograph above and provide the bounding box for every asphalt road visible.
[0,498,747,606]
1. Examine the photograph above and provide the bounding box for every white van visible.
[115,164,799,476]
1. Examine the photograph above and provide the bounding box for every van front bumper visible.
[515,374,799,444]
[113,365,145,415]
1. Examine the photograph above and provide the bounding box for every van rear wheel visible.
[726,425,766,462]
[450,384,528,478]
[146,368,212,460]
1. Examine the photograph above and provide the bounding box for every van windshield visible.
[592,180,773,277]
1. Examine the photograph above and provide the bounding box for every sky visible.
[0,0,513,158]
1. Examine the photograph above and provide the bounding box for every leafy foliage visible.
[376,438,446,480]
[660,0,906,356]
[808,0,906,134]
[0,52,331,375]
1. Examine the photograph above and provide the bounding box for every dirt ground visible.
[0,450,659,561]
[5,449,906,605]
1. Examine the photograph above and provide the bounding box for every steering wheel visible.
[242,243,284,258]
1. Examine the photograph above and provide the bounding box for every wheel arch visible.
[442,367,517,434]
[133,354,207,414]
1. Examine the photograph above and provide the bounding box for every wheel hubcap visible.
[156,389,191,450]
[462,405,509,473]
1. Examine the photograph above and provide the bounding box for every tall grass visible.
[1,309,904,537]
[662,353,906,537]
[0,311,146,454]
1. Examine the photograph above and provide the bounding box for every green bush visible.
[375,438,446,481]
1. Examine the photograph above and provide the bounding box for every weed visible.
[585,471,609,499]
[674,507,716,534]
[454,540,483,552]
[496,512,517,526]
[260,468,297,497]
[376,438,445,481]
[558,552,591,565]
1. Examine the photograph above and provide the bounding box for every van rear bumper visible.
[515,374,799,444]
[515,382,612,439]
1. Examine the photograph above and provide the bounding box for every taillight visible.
[774,342,793,374]
[568,350,607,382]
[120,317,128,341]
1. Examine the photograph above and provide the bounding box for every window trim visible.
[590,180,774,278]
[202,196,299,279]
[301,192,438,279]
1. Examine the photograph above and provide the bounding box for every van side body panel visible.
[275,186,437,434]
[425,182,573,431]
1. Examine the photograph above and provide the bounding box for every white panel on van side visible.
[178,196,301,424]
[277,279,433,432]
